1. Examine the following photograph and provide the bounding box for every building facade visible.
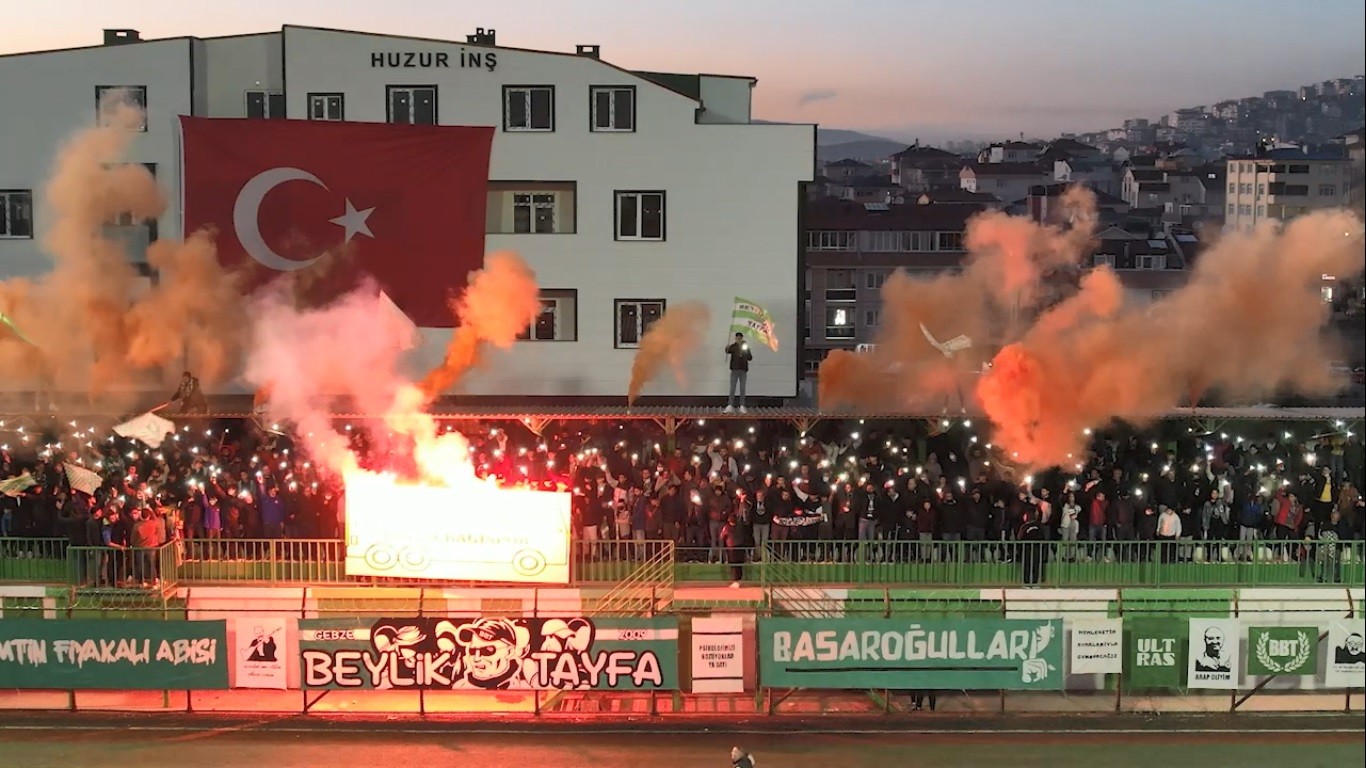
[1224,149,1353,230]
[801,200,975,376]
[0,26,814,401]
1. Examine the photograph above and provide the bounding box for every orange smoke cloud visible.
[978,210,1365,468]
[418,251,541,399]
[819,187,1098,413]
[0,92,244,407]
[626,301,710,405]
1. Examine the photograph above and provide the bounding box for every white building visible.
[0,26,814,402]
[1224,149,1353,231]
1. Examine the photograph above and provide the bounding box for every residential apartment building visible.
[1224,148,1354,230]
[802,199,976,375]
[960,162,1050,205]
[0,25,814,401]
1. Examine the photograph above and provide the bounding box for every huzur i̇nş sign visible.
[759,618,1064,690]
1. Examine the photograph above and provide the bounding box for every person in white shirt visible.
[1156,505,1182,563]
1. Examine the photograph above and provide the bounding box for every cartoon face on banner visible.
[301,616,669,691]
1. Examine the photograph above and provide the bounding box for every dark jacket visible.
[725,342,753,372]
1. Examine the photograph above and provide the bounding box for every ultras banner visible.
[299,617,679,691]
[0,619,228,690]
[758,618,1064,690]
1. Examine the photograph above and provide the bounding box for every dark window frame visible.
[613,190,667,241]
[589,85,637,132]
[518,288,579,342]
[307,92,346,121]
[502,85,556,132]
[245,89,286,119]
[94,85,148,131]
[486,180,579,235]
[385,84,439,125]
[613,298,667,349]
[0,189,35,240]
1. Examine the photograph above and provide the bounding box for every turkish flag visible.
[180,116,494,327]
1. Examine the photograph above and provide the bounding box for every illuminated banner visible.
[299,616,679,690]
[758,618,1063,690]
[0,619,228,690]
[344,472,571,583]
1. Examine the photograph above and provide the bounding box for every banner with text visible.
[1187,618,1240,689]
[1246,625,1318,678]
[1325,619,1366,689]
[1123,617,1188,689]
[1069,618,1123,675]
[0,619,228,690]
[232,616,289,689]
[691,616,746,693]
[299,616,678,691]
[759,618,1064,690]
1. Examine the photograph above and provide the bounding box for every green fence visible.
[1,536,1361,589]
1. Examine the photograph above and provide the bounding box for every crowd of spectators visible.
[1,414,1362,586]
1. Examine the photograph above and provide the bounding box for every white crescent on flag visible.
[114,412,177,448]
[920,323,972,358]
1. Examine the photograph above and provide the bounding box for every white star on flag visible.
[330,199,375,243]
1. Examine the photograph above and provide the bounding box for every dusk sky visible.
[7,0,1364,141]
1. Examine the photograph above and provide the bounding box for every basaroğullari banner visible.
[759,618,1063,690]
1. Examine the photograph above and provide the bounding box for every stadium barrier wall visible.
[3,538,1362,589]
[0,584,1360,716]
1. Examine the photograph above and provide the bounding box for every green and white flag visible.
[63,463,104,496]
[729,297,778,351]
[0,472,37,497]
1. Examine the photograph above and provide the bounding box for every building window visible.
[246,90,286,119]
[0,190,34,239]
[1227,183,1235,194]
[614,191,665,241]
[807,231,856,250]
[937,231,965,251]
[867,231,908,252]
[1093,254,1114,267]
[503,86,555,132]
[387,86,437,125]
[1227,203,1235,215]
[825,269,855,302]
[908,231,935,251]
[95,85,147,130]
[590,86,635,132]
[1257,205,1265,217]
[1239,204,1252,216]
[802,349,828,375]
[308,93,345,121]
[865,271,887,290]
[615,299,664,348]
[487,182,576,234]
[825,306,855,339]
[864,309,881,327]
[1318,184,1337,196]
[519,289,577,341]
[513,194,558,234]
[1135,254,1164,270]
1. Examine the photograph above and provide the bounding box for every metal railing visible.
[0,536,1361,589]
[64,543,179,591]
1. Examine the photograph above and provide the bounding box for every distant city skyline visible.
[6,0,1364,142]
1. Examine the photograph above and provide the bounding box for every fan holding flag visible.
[724,298,778,414]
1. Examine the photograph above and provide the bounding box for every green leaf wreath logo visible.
[1254,629,1313,674]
